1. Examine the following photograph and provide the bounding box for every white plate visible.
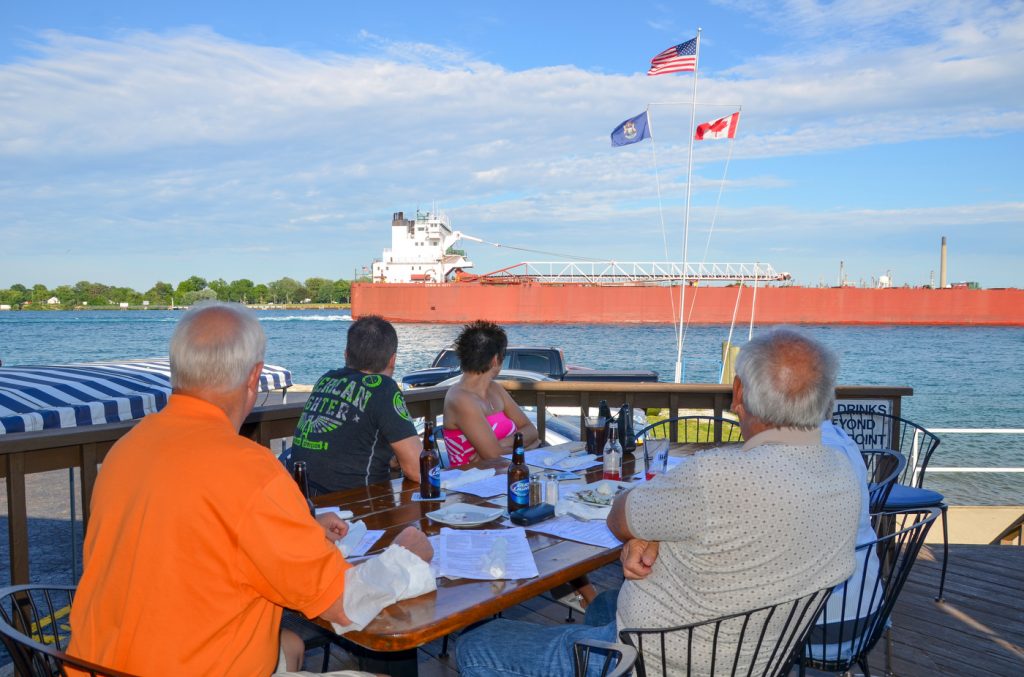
[426,504,505,527]
[570,481,631,507]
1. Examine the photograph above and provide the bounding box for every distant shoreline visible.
[0,304,353,312]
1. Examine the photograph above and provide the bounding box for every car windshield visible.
[433,350,513,369]
[434,350,460,368]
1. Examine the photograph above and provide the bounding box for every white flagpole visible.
[749,262,759,340]
[674,28,701,383]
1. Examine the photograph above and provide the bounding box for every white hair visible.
[169,301,266,392]
[735,328,838,430]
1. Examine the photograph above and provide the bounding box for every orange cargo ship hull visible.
[352,283,1024,326]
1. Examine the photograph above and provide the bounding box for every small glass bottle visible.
[529,473,544,507]
[603,428,623,481]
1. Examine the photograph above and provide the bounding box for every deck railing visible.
[0,383,911,585]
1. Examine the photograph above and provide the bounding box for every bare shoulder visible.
[444,383,479,418]
[488,381,512,401]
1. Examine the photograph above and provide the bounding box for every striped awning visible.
[0,359,293,435]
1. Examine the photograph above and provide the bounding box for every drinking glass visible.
[585,417,609,455]
[643,439,670,480]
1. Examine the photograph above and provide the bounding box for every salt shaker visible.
[544,472,560,505]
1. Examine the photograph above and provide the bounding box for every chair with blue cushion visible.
[832,410,947,600]
[799,508,940,677]
[860,449,906,513]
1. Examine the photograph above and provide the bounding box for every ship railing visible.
[518,261,785,284]
[0,383,909,586]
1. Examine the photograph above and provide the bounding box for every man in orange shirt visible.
[68,301,434,676]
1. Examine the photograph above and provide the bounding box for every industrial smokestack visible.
[940,236,948,288]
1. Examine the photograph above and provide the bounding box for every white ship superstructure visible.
[372,210,474,283]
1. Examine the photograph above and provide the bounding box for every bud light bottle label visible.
[509,479,529,510]
[428,464,441,491]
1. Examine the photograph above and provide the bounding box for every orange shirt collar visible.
[165,393,234,428]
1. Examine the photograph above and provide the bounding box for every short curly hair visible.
[454,320,508,374]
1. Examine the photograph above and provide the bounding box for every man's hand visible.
[621,538,660,580]
[394,526,433,562]
[316,513,349,542]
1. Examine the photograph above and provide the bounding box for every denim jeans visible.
[457,590,620,677]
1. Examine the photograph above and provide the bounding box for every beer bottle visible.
[618,403,637,453]
[292,460,315,516]
[507,432,530,512]
[598,399,613,440]
[419,419,441,499]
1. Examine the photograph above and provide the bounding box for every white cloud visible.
[0,6,1022,288]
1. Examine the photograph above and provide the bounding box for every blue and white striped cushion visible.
[0,359,292,434]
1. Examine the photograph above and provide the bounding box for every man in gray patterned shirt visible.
[458,328,860,676]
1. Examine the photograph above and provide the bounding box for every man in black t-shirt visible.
[290,316,420,491]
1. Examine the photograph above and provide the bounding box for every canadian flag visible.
[694,112,740,141]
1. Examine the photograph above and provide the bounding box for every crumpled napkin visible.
[332,544,437,634]
[336,519,368,558]
[554,498,611,521]
[441,467,496,490]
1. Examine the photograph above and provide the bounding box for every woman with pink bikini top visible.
[442,320,540,467]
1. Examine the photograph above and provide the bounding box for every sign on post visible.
[832,399,893,449]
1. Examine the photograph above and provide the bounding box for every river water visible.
[2,310,1022,505]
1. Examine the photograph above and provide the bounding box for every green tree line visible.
[0,276,363,309]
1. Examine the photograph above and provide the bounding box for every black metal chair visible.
[572,638,639,677]
[831,410,948,600]
[860,449,906,513]
[619,587,832,677]
[635,415,743,445]
[0,584,136,676]
[800,508,940,677]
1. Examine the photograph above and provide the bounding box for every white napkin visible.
[558,453,598,469]
[336,520,368,558]
[315,506,354,520]
[541,450,572,466]
[441,467,496,490]
[554,498,611,521]
[332,544,437,634]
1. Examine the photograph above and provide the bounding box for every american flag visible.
[648,37,698,76]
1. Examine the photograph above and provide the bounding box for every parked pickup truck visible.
[401,346,659,388]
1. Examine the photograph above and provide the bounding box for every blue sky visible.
[2,0,1022,289]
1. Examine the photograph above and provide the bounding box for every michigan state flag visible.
[610,111,651,147]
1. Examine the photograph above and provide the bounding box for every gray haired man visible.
[69,302,433,676]
[458,328,861,676]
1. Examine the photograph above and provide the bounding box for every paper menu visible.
[521,516,622,549]
[437,527,539,580]
[446,472,508,497]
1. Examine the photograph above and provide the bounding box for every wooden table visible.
[313,443,730,675]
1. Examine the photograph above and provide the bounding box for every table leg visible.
[355,647,418,677]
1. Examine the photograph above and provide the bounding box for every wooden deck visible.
[310,544,1024,676]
